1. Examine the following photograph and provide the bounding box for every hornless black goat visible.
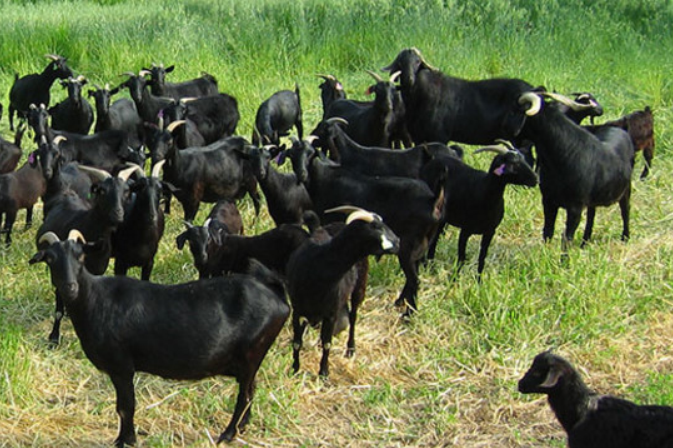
[316,74,347,120]
[36,165,135,344]
[111,164,165,280]
[30,231,289,447]
[252,85,303,146]
[175,199,245,279]
[517,92,634,251]
[286,207,400,378]
[287,138,446,316]
[142,63,219,99]
[309,117,462,178]
[382,47,539,145]
[49,76,95,135]
[0,158,46,245]
[8,54,73,131]
[322,70,401,148]
[162,94,240,145]
[519,351,673,448]
[88,83,144,150]
[424,142,538,277]
[243,143,312,226]
[0,122,26,174]
[155,124,261,220]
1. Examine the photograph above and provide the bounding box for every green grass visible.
[1,0,673,446]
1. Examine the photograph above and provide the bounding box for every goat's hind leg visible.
[619,187,631,242]
[580,207,596,248]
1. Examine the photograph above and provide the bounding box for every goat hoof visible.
[394,297,405,307]
[217,429,236,444]
[346,347,355,358]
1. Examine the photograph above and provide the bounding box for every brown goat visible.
[602,106,655,179]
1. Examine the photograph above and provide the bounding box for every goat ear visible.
[539,365,563,388]
[176,232,188,250]
[29,251,47,265]
[87,90,95,98]
[166,65,175,73]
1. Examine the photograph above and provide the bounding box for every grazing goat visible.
[252,85,303,146]
[49,76,95,135]
[88,83,144,150]
[37,165,135,344]
[519,351,673,448]
[243,143,312,226]
[30,231,289,447]
[286,207,400,378]
[156,122,261,221]
[424,142,538,277]
[175,200,245,279]
[322,71,401,147]
[111,164,165,280]
[8,54,73,131]
[382,47,539,145]
[587,106,655,179]
[0,122,26,174]
[287,138,446,316]
[142,63,219,99]
[162,94,240,145]
[517,92,634,251]
[0,158,46,245]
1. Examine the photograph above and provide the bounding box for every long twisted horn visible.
[325,205,382,224]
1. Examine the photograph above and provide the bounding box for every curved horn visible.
[305,135,319,145]
[474,144,509,155]
[38,231,60,245]
[179,97,198,105]
[120,71,137,77]
[325,205,382,224]
[389,70,402,83]
[315,74,337,82]
[183,220,194,230]
[365,69,384,83]
[117,164,144,181]
[53,135,68,146]
[77,165,112,181]
[44,54,60,61]
[325,117,349,127]
[166,120,185,133]
[541,92,594,111]
[494,139,517,151]
[139,70,152,77]
[203,218,212,228]
[151,159,166,178]
[76,75,86,83]
[518,92,542,117]
[67,229,86,243]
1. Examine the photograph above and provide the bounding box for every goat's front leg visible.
[291,314,307,374]
[110,371,136,448]
[319,316,336,378]
[542,199,558,242]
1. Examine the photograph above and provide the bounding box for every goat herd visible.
[1,48,669,447]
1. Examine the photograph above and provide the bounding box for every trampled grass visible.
[1,0,673,446]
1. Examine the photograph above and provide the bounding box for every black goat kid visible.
[519,351,673,448]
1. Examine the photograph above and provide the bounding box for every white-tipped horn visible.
[474,144,509,155]
[117,164,144,181]
[76,75,86,83]
[151,160,166,178]
[365,69,384,83]
[121,71,137,77]
[179,97,198,105]
[38,231,60,245]
[53,135,68,146]
[67,229,86,243]
[44,54,60,61]
[305,135,319,145]
[326,117,349,127]
[494,139,516,151]
[166,120,185,133]
[203,218,212,228]
[389,70,402,83]
[77,165,112,181]
[316,74,337,82]
[541,92,595,111]
[325,205,381,224]
[518,92,542,117]
[139,69,151,77]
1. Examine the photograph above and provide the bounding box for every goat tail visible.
[247,259,287,303]
[295,82,302,110]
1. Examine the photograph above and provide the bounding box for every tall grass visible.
[1,0,673,446]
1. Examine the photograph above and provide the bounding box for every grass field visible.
[1,0,673,446]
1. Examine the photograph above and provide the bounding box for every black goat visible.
[382,47,539,145]
[155,125,261,221]
[517,92,634,251]
[0,158,46,245]
[243,143,312,226]
[287,207,400,378]
[309,117,461,178]
[519,351,673,448]
[117,72,174,125]
[36,165,135,344]
[30,231,289,447]
[88,83,144,150]
[175,199,245,279]
[162,94,240,145]
[322,71,401,147]
[316,74,347,119]
[49,75,95,135]
[0,122,26,174]
[8,54,73,131]
[424,142,538,277]
[142,63,219,99]
[27,104,144,173]
[287,138,446,315]
[111,164,165,280]
[252,85,303,146]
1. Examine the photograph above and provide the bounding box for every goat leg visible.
[581,207,596,248]
[619,187,631,242]
[110,372,136,448]
[48,291,65,345]
[291,316,307,374]
[477,231,495,280]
